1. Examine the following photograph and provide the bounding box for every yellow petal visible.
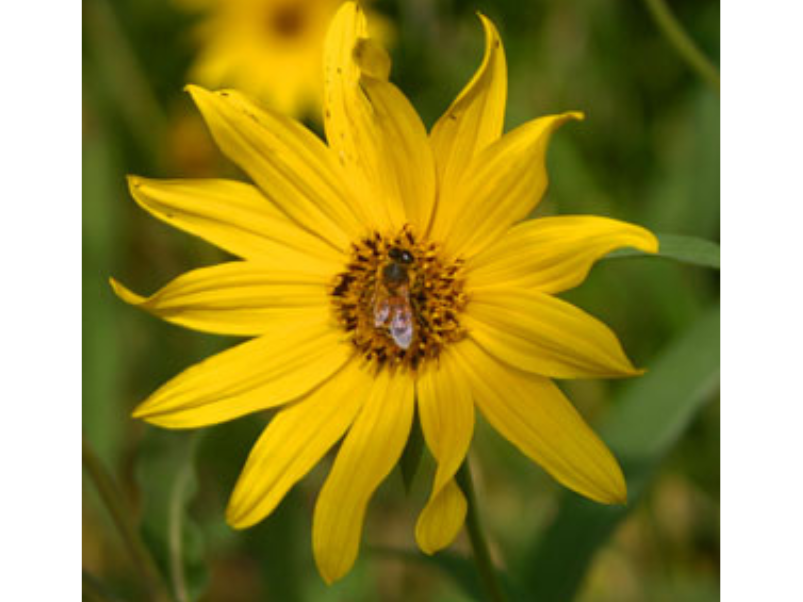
[430,13,506,211]
[126,176,344,266]
[187,85,366,248]
[312,369,415,584]
[415,352,474,553]
[226,359,373,529]
[322,2,405,231]
[453,339,626,505]
[360,74,437,234]
[435,112,583,258]
[131,311,351,428]
[415,479,467,555]
[109,262,330,336]
[467,216,658,294]
[464,288,642,379]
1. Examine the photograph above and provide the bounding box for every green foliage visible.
[136,431,208,602]
[606,233,720,269]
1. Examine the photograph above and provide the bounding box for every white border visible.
[721,1,803,599]
[1,0,80,598]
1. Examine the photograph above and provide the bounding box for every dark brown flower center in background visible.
[330,226,468,372]
[268,2,307,39]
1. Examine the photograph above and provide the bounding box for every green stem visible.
[82,436,171,602]
[641,0,720,93]
[168,434,200,602]
[456,461,507,602]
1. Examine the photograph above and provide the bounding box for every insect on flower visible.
[373,246,415,350]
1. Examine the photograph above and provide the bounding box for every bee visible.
[373,247,415,350]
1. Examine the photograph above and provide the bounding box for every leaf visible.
[136,430,208,602]
[606,232,720,269]
[517,305,720,601]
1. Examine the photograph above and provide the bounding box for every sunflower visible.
[181,0,389,118]
[112,2,657,584]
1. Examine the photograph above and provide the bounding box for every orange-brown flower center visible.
[267,2,307,39]
[330,225,468,372]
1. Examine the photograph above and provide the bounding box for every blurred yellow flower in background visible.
[112,2,658,584]
[180,0,389,118]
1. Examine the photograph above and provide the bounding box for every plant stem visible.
[82,436,171,602]
[168,434,200,602]
[456,461,507,602]
[641,0,720,93]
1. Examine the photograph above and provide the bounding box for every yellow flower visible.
[112,2,658,584]
[182,0,389,118]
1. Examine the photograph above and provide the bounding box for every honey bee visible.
[373,247,415,350]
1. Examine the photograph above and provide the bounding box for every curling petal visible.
[433,112,583,258]
[430,13,507,207]
[415,353,474,553]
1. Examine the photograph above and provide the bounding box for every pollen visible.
[330,225,468,372]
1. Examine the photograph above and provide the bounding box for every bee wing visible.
[389,304,414,350]
[374,295,391,327]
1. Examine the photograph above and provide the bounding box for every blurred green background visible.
[83,0,720,600]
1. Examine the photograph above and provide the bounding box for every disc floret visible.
[330,225,468,371]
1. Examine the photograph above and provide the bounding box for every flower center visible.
[330,225,468,372]
[267,2,307,39]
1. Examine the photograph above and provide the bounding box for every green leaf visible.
[517,305,720,601]
[606,232,720,269]
[137,431,208,602]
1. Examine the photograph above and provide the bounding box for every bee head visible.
[388,247,414,264]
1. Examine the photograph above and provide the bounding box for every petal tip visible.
[601,462,628,505]
[314,554,345,586]
[109,277,145,306]
[417,542,436,556]
[647,231,660,254]
[475,11,499,33]
[130,402,151,421]
[224,506,253,531]
[610,482,628,505]
[184,84,215,107]
[413,526,445,557]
